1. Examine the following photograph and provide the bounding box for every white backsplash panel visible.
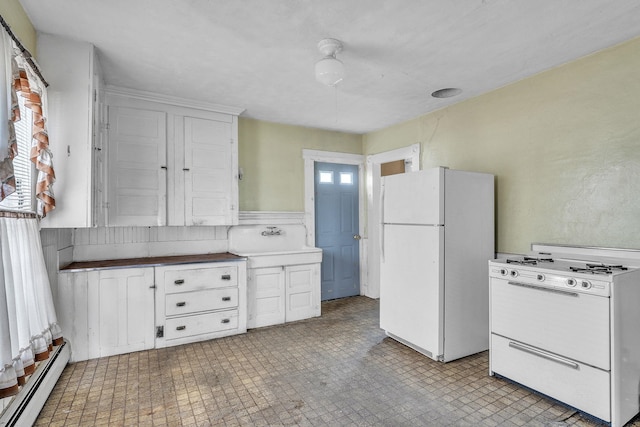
[72,226,229,261]
[228,224,310,254]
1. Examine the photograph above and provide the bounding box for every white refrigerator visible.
[380,167,494,362]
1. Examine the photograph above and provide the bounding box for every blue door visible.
[315,162,360,300]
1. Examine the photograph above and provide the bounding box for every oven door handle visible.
[508,341,579,370]
[508,281,579,297]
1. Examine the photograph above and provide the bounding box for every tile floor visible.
[35,297,640,426]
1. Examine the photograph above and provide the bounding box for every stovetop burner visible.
[569,263,629,275]
[497,251,638,277]
[506,256,554,265]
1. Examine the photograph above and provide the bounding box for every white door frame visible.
[303,150,366,295]
[365,143,420,298]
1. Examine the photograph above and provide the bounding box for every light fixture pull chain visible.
[334,84,338,126]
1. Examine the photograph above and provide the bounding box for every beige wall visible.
[238,118,362,211]
[9,2,639,254]
[0,0,37,55]
[364,37,640,254]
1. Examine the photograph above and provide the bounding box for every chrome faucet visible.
[261,226,282,236]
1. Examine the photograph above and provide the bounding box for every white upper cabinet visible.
[180,116,235,225]
[107,106,167,226]
[104,88,243,226]
[38,34,103,228]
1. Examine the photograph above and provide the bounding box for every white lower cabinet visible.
[247,267,286,328]
[155,262,247,348]
[58,267,155,362]
[285,264,320,322]
[247,263,320,329]
[57,260,247,362]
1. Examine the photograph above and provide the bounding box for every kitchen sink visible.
[228,224,322,268]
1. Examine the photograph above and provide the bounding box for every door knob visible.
[353,234,361,240]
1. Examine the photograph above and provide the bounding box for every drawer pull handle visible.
[221,319,231,324]
[176,325,186,331]
[507,281,578,297]
[221,274,231,280]
[508,341,579,370]
[222,296,231,302]
[174,279,185,285]
[176,302,186,307]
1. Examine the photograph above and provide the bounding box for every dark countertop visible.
[60,252,246,272]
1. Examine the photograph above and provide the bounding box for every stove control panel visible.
[489,262,610,297]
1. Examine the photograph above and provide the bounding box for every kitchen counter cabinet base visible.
[155,261,247,348]
[57,257,247,361]
[58,267,155,362]
[247,263,320,329]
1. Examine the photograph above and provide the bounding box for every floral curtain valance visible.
[13,59,56,216]
[0,26,55,217]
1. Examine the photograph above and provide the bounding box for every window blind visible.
[0,96,33,212]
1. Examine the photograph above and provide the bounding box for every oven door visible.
[490,277,610,370]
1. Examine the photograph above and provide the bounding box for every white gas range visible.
[489,244,640,427]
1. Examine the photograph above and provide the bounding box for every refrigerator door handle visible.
[380,182,385,261]
[380,180,385,225]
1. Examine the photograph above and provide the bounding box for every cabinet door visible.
[57,271,91,362]
[92,66,107,227]
[248,267,285,328]
[107,106,167,226]
[38,35,97,228]
[181,116,237,226]
[88,268,155,358]
[285,264,321,322]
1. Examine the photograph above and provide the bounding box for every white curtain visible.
[0,22,18,400]
[0,22,62,399]
[0,217,63,398]
[0,25,16,202]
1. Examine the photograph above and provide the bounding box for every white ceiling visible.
[18,0,640,134]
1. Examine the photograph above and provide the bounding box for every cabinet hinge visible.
[230,138,235,145]
[156,326,164,338]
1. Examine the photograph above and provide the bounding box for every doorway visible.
[314,162,360,300]
[302,150,365,299]
[365,144,420,298]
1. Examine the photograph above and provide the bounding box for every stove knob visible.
[566,278,577,287]
[536,274,545,281]
[580,280,592,289]
[510,270,518,278]
[500,268,508,276]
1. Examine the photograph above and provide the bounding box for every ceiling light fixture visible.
[315,38,345,86]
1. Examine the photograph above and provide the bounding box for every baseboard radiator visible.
[0,341,70,427]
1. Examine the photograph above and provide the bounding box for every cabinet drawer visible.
[165,310,239,340]
[165,288,238,316]
[163,266,238,294]
[491,333,610,421]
